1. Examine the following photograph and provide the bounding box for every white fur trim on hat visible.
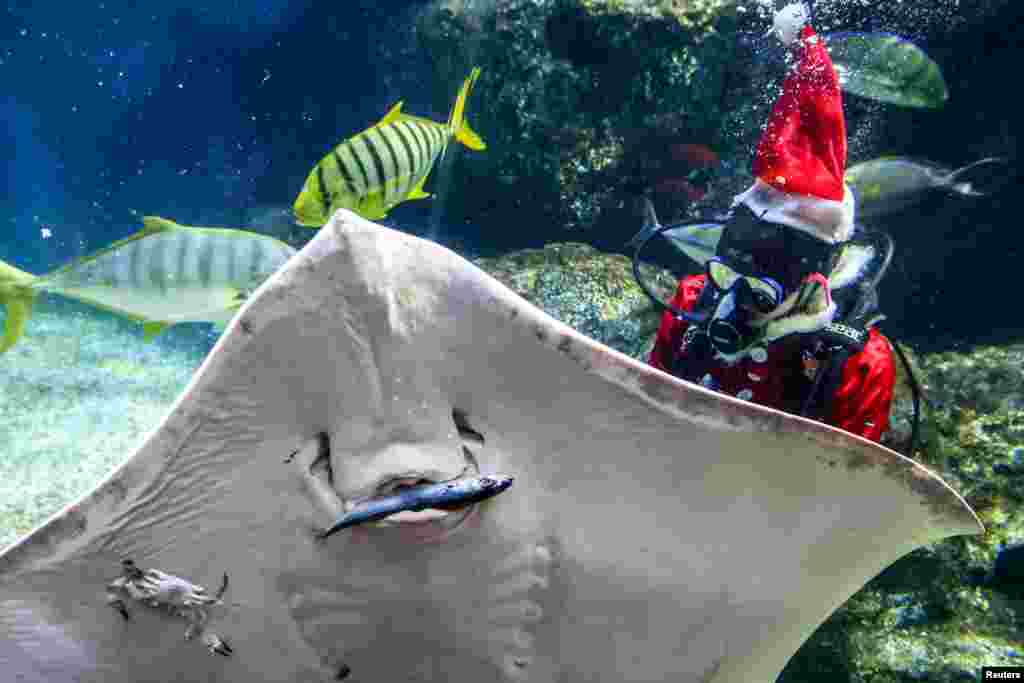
[760,273,837,343]
[732,178,856,245]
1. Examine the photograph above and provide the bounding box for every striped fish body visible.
[293,67,486,227]
[298,115,452,225]
[37,217,296,333]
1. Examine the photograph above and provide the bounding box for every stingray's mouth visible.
[318,464,513,542]
[353,471,479,528]
[311,411,512,542]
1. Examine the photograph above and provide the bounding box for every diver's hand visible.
[770,2,810,46]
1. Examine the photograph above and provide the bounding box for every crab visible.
[106,559,232,655]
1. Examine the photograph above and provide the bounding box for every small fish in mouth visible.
[317,475,514,541]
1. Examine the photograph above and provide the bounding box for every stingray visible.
[0,210,981,683]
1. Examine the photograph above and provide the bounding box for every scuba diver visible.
[633,3,904,444]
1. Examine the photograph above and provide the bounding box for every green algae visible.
[783,343,1024,682]
[475,241,677,359]
[415,0,754,235]
[0,302,204,551]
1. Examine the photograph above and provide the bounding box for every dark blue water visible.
[1,0,432,272]
[870,1,1024,350]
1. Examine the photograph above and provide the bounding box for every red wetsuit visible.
[648,274,895,442]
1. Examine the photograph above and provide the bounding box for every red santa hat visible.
[733,3,856,245]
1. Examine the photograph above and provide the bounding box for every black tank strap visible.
[819,321,869,353]
[670,327,716,384]
[798,320,869,419]
[890,338,923,457]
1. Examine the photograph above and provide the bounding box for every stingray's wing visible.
[0,210,981,683]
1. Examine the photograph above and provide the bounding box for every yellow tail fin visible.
[0,260,39,354]
[447,67,487,151]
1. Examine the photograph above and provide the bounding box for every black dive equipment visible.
[716,204,839,293]
[629,199,923,457]
[703,260,777,356]
[706,258,784,313]
[629,212,713,326]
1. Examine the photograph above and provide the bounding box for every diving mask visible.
[704,242,843,358]
[628,199,841,357]
[706,258,785,314]
[716,205,838,294]
[704,257,784,356]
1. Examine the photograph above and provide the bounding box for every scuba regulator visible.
[629,198,923,457]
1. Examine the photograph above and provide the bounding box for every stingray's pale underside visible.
[0,210,981,683]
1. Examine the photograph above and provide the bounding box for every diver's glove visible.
[770,2,811,46]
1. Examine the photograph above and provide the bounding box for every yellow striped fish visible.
[0,216,296,353]
[293,67,486,226]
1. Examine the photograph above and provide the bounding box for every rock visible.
[990,543,1024,598]
[473,241,677,360]
[414,0,761,246]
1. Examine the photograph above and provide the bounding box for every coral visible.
[579,0,729,32]
[414,0,757,243]
[475,241,676,359]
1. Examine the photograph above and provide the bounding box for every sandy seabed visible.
[0,296,214,550]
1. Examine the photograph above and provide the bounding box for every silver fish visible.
[663,223,723,268]
[318,475,515,540]
[845,156,1007,220]
[627,197,723,267]
[741,31,949,110]
[825,32,948,109]
[0,216,296,352]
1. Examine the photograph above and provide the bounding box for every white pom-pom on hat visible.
[769,2,810,46]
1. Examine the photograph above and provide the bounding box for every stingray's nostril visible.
[452,408,485,446]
